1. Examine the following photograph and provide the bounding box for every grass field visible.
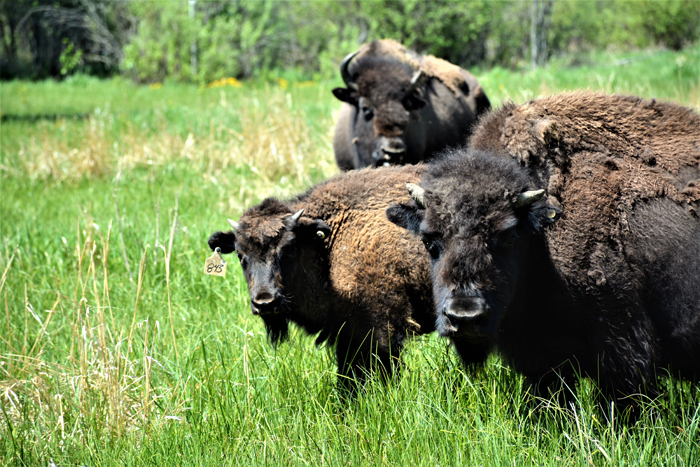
[1,46,699,465]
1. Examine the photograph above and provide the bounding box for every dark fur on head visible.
[388,149,562,341]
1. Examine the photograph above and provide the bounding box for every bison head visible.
[332,49,428,167]
[208,199,331,345]
[386,150,561,342]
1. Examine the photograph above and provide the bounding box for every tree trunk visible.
[189,0,197,77]
[531,0,553,68]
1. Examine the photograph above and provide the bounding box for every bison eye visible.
[361,106,374,121]
[422,239,442,260]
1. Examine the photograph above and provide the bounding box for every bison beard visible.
[387,92,700,412]
[261,313,289,346]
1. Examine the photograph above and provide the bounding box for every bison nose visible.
[251,292,281,316]
[444,297,488,335]
[374,138,406,166]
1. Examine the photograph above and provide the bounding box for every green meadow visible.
[1,47,699,465]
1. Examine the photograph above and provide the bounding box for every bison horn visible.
[409,69,424,92]
[339,50,360,91]
[406,183,426,208]
[228,218,240,231]
[289,209,305,225]
[515,189,546,208]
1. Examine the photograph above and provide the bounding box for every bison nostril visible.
[445,297,487,321]
[254,292,274,304]
[252,292,281,315]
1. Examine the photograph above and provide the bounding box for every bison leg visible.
[335,329,400,396]
[525,363,579,409]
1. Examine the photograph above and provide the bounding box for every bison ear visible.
[293,218,331,243]
[525,200,562,233]
[208,230,236,254]
[386,202,424,234]
[332,87,359,106]
[534,118,558,146]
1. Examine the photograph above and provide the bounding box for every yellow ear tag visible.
[204,247,227,277]
[546,209,557,219]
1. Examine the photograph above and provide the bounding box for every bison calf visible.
[209,165,489,393]
[388,92,700,405]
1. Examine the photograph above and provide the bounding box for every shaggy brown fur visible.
[209,165,489,393]
[471,91,700,200]
[387,92,700,406]
[471,92,700,293]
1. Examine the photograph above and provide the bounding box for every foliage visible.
[59,39,83,75]
[550,0,700,54]
[636,0,700,51]
[119,0,700,83]
[3,0,698,81]
[121,1,195,82]
[352,0,494,67]
[1,48,700,465]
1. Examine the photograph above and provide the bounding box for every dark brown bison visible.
[208,165,489,393]
[387,92,700,405]
[332,39,490,170]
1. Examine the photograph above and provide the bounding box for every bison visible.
[208,165,489,393]
[387,92,700,405]
[332,39,490,170]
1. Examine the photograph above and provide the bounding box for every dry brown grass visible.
[18,116,114,181]
[16,90,338,192]
[0,222,186,451]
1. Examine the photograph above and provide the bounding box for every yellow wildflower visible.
[227,77,243,88]
[276,77,289,90]
[207,77,242,88]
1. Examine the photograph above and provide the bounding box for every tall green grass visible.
[1,47,699,465]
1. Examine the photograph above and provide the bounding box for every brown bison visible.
[387,92,700,405]
[208,165,489,393]
[332,39,490,170]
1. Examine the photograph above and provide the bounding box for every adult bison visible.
[332,39,490,170]
[387,92,700,405]
[208,165,489,394]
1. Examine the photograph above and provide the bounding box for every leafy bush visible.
[121,2,195,82]
[550,0,700,54]
[636,0,700,50]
